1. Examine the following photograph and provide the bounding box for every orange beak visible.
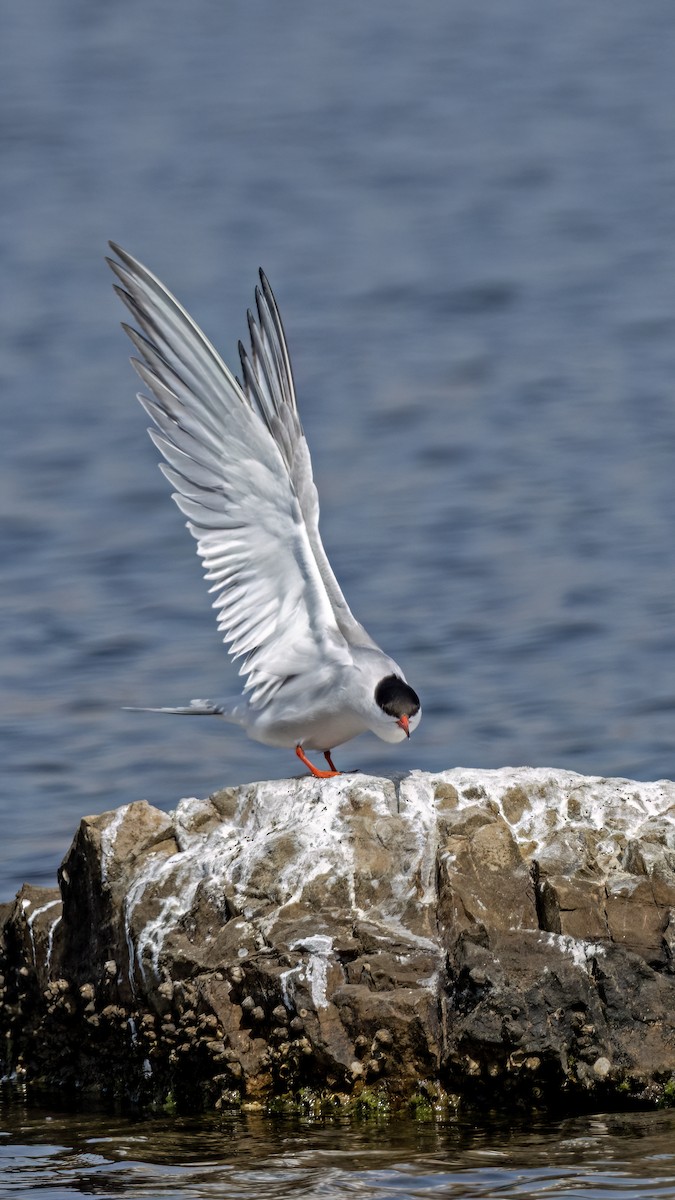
[397,714,410,738]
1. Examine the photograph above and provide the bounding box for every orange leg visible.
[295,745,340,778]
[324,751,338,772]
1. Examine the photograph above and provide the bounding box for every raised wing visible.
[239,273,379,651]
[107,243,351,708]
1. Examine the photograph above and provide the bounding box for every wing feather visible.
[108,243,352,706]
[241,272,379,650]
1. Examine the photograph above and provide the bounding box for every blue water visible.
[3,1,675,1192]
[4,2,675,889]
[5,1,675,904]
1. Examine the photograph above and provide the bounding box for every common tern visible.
[108,244,421,777]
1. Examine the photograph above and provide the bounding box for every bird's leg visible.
[324,750,338,772]
[295,745,340,778]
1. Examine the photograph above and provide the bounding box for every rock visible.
[1,767,675,1112]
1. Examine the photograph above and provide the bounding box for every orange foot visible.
[295,745,340,778]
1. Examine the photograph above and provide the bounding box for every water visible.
[4,0,675,897]
[2,1,675,1190]
[3,1101,675,1200]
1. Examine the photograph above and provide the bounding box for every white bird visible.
[108,244,421,778]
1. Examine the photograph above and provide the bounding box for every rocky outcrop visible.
[2,768,675,1113]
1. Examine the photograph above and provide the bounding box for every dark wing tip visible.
[107,243,151,284]
[111,282,131,303]
[258,269,275,302]
[107,241,136,271]
[105,251,128,286]
[107,241,139,269]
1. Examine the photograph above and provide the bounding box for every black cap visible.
[374,674,420,719]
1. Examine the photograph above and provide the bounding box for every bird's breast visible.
[247,704,369,751]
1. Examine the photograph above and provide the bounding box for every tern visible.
[108,244,421,777]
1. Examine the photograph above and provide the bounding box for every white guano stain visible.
[281,935,334,1011]
[100,805,130,885]
[46,914,62,975]
[111,768,675,991]
[26,899,61,967]
[542,932,607,969]
[425,766,675,867]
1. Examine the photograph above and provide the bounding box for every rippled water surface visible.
[3,1,675,897]
[2,1103,675,1200]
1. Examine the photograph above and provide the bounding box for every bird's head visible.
[372,673,421,744]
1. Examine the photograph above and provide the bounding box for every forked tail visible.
[123,698,226,717]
